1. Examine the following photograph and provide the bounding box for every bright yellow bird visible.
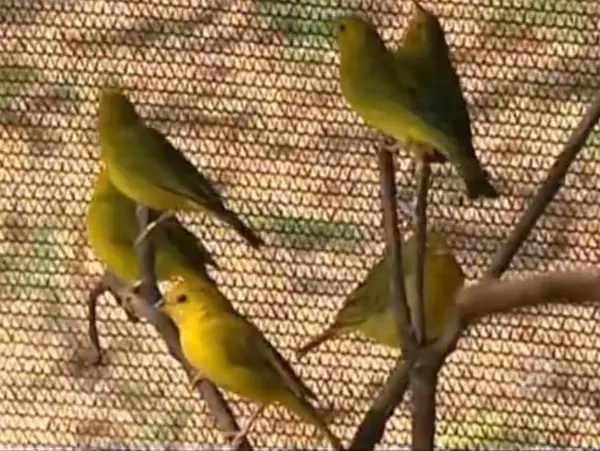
[160,277,343,450]
[297,230,465,355]
[87,166,218,287]
[98,87,264,248]
[335,12,498,199]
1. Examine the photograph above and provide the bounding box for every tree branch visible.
[486,90,600,279]
[413,159,430,344]
[458,268,600,324]
[410,159,434,451]
[348,359,412,450]
[350,150,430,450]
[349,89,600,451]
[132,206,253,450]
[377,148,415,351]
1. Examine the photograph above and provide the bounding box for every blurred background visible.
[1,0,600,448]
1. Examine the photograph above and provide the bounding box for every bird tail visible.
[296,328,339,359]
[220,209,265,249]
[284,394,344,451]
[462,160,499,200]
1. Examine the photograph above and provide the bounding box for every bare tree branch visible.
[86,277,109,365]
[410,159,434,451]
[410,360,439,451]
[486,90,600,278]
[377,148,415,351]
[349,89,600,451]
[459,268,600,324]
[349,359,412,450]
[132,206,253,450]
[349,151,431,450]
[413,159,430,344]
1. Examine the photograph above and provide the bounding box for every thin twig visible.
[349,148,420,450]
[136,206,162,303]
[410,360,439,451]
[486,90,600,279]
[413,159,430,344]
[410,158,433,450]
[458,268,600,324]
[348,359,412,450]
[377,148,415,351]
[86,276,109,365]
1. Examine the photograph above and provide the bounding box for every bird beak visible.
[155,297,165,309]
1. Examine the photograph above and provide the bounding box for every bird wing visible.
[224,314,318,402]
[114,123,226,210]
[159,216,219,270]
[330,258,391,330]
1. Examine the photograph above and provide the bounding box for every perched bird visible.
[160,277,343,450]
[86,166,218,287]
[334,12,498,199]
[98,88,264,248]
[297,230,465,356]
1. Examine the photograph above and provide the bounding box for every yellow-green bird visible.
[87,166,218,287]
[335,11,499,199]
[159,277,343,450]
[98,88,264,248]
[297,230,465,355]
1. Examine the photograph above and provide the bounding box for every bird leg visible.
[225,405,266,448]
[134,210,174,246]
[189,371,206,391]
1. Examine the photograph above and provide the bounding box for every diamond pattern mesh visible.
[1,0,600,448]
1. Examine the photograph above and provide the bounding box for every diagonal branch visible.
[486,90,600,279]
[413,159,430,345]
[349,150,430,450]
[349,89,600,451]
[377,148,415,352]
[132,206,253,450]
[409,159,434,451]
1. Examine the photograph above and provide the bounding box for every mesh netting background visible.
[2,0,600,449]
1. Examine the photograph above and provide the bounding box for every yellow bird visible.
[297,230,465,355]
[98,87,264,248]
[87,166,218,287]
[159,277,343,450]
[335,12,498,199]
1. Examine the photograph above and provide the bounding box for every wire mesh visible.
[1,0,600,449]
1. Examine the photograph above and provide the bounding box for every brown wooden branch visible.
[132,206,253,450]
[377,148,415,351]
[348,359,412,450]
[410,159,434,451]
[458,268,600,324]
[413,159,430,345]
[486,90,600,279]
[86,277,109,365]
[349,89,600,451]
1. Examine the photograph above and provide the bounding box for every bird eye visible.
[176,294,187,303]
[338,23,346,33]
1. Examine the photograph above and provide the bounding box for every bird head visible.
[403,1,446,53]
[333,15,386,56]
[98,87,139,127]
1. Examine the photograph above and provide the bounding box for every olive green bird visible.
[297,230,465,355]
[335,12,499,199]
[160,277,343,450]
[87,166,219,287]
[98,88,264,248]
